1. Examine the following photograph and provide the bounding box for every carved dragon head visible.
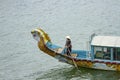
[31,28,51,44]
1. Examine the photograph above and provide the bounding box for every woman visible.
[65,36,72,56]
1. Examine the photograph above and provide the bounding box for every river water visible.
[0,0,120,80]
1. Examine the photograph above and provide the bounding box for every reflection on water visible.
[36,67,120,80]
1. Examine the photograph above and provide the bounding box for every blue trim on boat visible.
[46,42,61,49]
[46,42,89,59]
[72,50,88,58]
[91,46,94,60]
[62,48,89,59]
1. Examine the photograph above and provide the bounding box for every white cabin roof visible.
[91,36,120,47]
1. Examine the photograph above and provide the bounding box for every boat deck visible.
[46,42,90,59]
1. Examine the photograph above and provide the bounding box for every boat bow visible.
[31,28,59,57]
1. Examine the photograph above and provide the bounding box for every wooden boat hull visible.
[54,52,120,71]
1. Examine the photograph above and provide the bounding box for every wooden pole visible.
[67,48,78,69]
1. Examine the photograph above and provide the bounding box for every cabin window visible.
[113,48,120,61]
[94,46,111,60]
[103,47,111,60]
[94,47,103,59]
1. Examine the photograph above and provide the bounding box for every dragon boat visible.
[31,28,120,71]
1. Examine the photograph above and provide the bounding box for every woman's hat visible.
[66,36,70,39]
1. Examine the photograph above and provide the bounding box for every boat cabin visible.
[91,36,120,61]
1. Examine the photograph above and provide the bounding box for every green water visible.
[36,67,120,80]
[0,0,120,80]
